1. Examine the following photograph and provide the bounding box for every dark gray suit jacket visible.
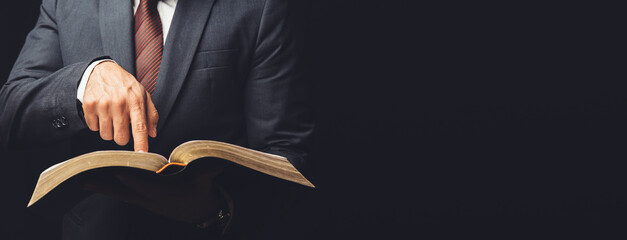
[0,0,313,239]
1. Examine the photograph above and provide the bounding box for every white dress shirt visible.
[77,0,178,103]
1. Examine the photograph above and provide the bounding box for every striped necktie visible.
[134,0,162,95]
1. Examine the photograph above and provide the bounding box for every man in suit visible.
[0,0,313,239]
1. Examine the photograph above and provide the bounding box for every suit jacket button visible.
[52,118,68,129]
[59,117,68,126]
[52,119,61,128]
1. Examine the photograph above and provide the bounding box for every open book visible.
[28,140,315,207]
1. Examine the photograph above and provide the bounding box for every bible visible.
[28,140,314,207]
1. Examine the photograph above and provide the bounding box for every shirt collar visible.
[133,0,177,8]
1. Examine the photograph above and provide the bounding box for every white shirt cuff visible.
[77,59,115,103]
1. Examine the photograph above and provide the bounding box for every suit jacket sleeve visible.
[0,0,90,148]
[219,0,314,236]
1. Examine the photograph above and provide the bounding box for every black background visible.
[1,1,625,239]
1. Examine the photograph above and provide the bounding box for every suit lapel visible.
[99,0,136,75]
[152,0,216,133]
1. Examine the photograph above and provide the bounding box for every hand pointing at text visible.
[82,61,158,152]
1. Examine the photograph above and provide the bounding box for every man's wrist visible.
[195,209,230,229]
[195,184,232,231]
[77,59,116,103]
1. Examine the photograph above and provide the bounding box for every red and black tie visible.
[135,0,162,95]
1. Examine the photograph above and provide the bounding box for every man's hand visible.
[82,61,158,152]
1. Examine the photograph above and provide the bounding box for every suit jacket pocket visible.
[190,49,239,71]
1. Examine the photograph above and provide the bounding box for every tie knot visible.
[135,0,161,32]
[138,0,159,11]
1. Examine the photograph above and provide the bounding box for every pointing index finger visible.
[129,96,149,152]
